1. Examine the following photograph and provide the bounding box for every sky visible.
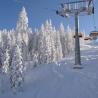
[0,0,98,34]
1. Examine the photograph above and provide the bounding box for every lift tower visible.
[56,0,94,67]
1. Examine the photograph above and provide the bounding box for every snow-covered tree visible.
[0,31,3,48]
[7,32,12,50]
[16,7,28,32]
[10,43,24,92]
[16,6,29,45]
[38,24,47,64]
[0,48,3,72]
[2,29,8,50]
[48,20,57,63]
[32,51,38,67]
[0,32,3,72]
[54,31,63,61]
[38,20,57,64]
[2,48,10,74]
[59,24,74,56]
[8,29,16,48]
[65,25,74,55]
[16,7,29,61]
[59,23,67,57]
[27,28,39,61]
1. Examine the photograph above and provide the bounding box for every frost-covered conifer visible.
[16,7,29,60]
[16,7,28,31]
[59,23,67,57]
[65,25,74,54]
[10,43,24,92]
[2,48,10,73]
[55,31,63,61]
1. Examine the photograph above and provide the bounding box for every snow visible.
[0,43,98,98]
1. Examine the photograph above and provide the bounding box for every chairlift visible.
[56,10,69,17]
[90,30,98,36]
[89,21,98,37]
[89,29,98,41]
[84,36,92,40]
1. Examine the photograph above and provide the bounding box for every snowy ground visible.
[0,43,98,98]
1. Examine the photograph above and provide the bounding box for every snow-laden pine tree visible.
[59,23,67,57]
[8,29,16,48]
[16,7,29,61]
[10,43,24,92]
[44,20,52,63]
[2,31,13,74]
[16,7,28,32]
[32,51,38,68]
[38,24,47,64]
[0,48,3,72]
[54,30,63,61]
[2,48,10,74]
[38,20,57,64]
[6,32,12,50]
[28,29,39,61]
[0,31,3,72]
[0,46,4,93]
[48,20,57,63]
[0,31,3,48]
[2,29,8,50]
[65,25,74,55]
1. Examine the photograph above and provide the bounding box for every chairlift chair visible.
[84,36,92,40]
[89,31,98,40]
[89,31,98,37]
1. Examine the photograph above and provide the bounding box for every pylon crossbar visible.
[63,0,92,5]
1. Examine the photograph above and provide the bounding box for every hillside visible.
[0,43,98,98]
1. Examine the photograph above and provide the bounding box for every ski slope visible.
[1,43,98,98]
